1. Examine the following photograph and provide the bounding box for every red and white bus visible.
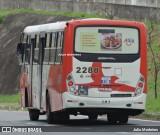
[17,18,147,124]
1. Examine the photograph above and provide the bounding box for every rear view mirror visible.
[17,43,24,55]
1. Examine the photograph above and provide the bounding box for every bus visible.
[17,18,147,124]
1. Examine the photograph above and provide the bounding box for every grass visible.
[0,9,106,22]
[146,67,160,113]
[0,103,21,111]
[0,9,160,114]
[0,93,21,110]
[132,112,160,121]
[0,10,12,23]
[146,78,160,113]
[0,93,20,103]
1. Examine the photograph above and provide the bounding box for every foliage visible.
[144,22,160,112]
[146,22,160,99]
[95,4,117,19]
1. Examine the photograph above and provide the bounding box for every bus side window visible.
[21,34,27,63]
[49,32,57,64]
[60,32,64,64]
[44,33,50,64]
[25,36,31,64]
[55,32,63,64]
[33,35,39,64]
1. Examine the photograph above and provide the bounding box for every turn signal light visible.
[140,77,144,81]
[67,75,72,80]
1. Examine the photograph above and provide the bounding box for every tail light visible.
[138,83,143,88]
[134,75,145,96]
[66,73,77,95]
[66,73,88,96]
[68,81,73,86]
[67,75,72,80]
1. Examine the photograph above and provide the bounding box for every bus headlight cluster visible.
[134,75,145,96]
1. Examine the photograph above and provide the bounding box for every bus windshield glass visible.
[75,27,139,54]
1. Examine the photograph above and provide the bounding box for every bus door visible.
[27,34,41,108]
[39,32,51,109]
[41,33,53,109]
[31,33,46,109]
[24,35,32,107]
[31,34,40,109]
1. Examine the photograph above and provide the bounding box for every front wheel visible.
[29,109,39,121]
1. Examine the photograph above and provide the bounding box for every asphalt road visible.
[0,110,159,135]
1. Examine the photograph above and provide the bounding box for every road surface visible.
[0,110,159,134]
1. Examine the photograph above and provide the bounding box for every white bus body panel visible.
[62,56,146,110]
[72,57,141,98]
[62,92,146,110]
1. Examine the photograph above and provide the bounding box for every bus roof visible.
[23,18,145,35]
[23,18,108,35]
[23,21,67,35]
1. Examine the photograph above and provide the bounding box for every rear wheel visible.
[29,109,39,121]
[88,114,98,120]
[107,114,118,124]
[46,93,54,124]
[46,93,70,124]
[55,112,69,123]
[118,115,128,124]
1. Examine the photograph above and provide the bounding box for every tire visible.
[46,93,70,124]
[88,114,98,120]
[107,114,118,125]
[57,113,69,121]
[46,93,54,124]
[118,115,128,124]
[55,112,70,124]
[25,89,28,107]
[29,109,39,121]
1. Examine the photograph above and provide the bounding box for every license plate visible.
[99,87,112,92]
[101,76,110,84]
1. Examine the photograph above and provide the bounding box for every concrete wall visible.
[0,0,160,21]
[50,0,160,7]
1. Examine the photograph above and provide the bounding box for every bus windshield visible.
[75,27,139,54]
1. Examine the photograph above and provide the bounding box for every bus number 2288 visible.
[76,67,99,74]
